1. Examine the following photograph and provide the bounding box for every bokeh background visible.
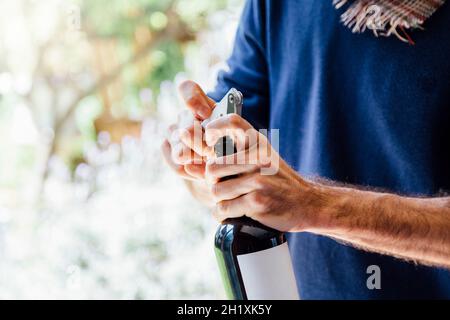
[0,0,244,299]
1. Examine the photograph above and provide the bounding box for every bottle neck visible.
[216,216,286,254]
[222,217,282,234]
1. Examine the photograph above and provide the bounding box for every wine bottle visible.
[203,89,299,300]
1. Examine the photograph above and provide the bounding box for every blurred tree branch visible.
[40,4,195,190]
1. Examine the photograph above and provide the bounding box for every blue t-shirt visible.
[209,0,450,299]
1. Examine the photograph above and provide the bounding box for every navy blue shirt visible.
[210,0,450,299]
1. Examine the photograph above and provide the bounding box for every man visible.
[162,0,450,299]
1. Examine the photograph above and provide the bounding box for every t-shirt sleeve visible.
[208,0,270,130]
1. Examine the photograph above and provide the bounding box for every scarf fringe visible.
[333,0,446,44]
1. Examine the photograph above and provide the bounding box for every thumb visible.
[178,80,216,120]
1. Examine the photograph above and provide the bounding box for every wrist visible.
[289,178,330,232]
[303,182,386,236]
[295,180,360,234]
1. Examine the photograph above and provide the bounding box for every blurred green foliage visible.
[80,0,229,114]
[59,0,234,169]
[0,0,242,182]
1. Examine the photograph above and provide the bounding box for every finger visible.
[179,120,215,158]
[185,163,205,180]
[210,173,262,202]
[213,195,247,222]
[206,160,258,182]
[167,122,203,165]
[177,110,195,129]
[161,139,197,180]
[167,123,181,145]
[178,80,215,120]
[171,142,203,165]
[214,135,275,167]
[168,120,208,165]
[205,114,257,150]
[213,192,260,222]
[205,143,265,181]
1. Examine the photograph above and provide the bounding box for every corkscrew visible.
[201,88,243,158]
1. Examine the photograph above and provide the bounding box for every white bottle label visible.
[237,242,299,300]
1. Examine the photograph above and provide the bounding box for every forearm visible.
[307,183,450,269]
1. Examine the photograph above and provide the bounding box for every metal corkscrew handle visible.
[201,88,243,158]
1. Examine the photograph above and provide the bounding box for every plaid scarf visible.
[333,0,447,44]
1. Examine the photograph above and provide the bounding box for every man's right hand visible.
[161,80,216,181]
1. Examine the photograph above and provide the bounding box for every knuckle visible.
[249,191,262,204]
[228,114,241,127]
[251,174,265,189]
[249,192,269,212]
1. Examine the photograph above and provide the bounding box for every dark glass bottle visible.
[208,89,299,300]
[214,217,299,299]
